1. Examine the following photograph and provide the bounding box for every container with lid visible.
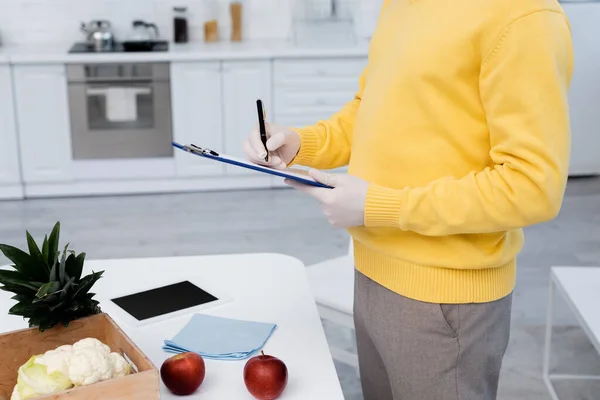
[173,6,189,43]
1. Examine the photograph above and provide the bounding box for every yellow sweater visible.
[292,0,574,303]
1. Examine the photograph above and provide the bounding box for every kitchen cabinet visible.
[171,61,224,177]
[222,60,272,174]
[12,64,73,183]
[273,57,365,123]
[0,65,23,199]
[273,57,367,183]
[561,2,600,176]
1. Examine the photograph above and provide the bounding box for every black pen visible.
[256,99,268,162]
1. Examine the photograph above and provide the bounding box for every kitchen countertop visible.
[1,39,370,64]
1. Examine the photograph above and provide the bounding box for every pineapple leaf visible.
[0,244,47,282]
[42,235,49,260]
[35,281,61,300]
[66,252,85,281]
[0,269,27,281]
[26,231,47,272]
[9,302,38,316]
[59,278,75,302]
[73,271,104,298]
[0,284,37,295]
[0,270,41,292]
[11,294,31,302]
[59,244,70,285]
[49,300,67,312]
[47,222,61,268]
[49,259,58,282]
[33,292,60,304]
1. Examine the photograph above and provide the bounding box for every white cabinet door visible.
[562,2,600,176]
[222,61,272,174]
[12,65,73,183]
[0,65,21,186]
[171,61,224,176]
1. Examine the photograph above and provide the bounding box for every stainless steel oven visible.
[67,62,173,160]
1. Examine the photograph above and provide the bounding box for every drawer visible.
[274,110,342,128]
[275,77,359,93]
[274,58,366,84]
[275,89,355,114]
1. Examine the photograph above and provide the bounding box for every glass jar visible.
[173,6,189,43]
[203,0,219,42]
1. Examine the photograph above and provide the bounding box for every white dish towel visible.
[88,87,150,122]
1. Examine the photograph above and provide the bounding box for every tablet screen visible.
[110,281,219,321]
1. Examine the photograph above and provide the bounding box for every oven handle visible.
[86,86,152,96]
[68,77,168,84]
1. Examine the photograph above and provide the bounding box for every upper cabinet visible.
[222,60,272,174]
[171,61,224,177]
[12,64,73,183]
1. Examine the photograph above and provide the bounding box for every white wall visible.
[0,0,379,46]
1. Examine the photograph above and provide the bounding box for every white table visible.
[0,254,344,400]
[543,266,600,400]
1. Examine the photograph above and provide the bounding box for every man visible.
[244,0,573,399]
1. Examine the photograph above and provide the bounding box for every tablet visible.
[104,280,232,327]
[111,281,218,321]
[173,141,333,189]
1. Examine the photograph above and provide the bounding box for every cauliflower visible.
[68,347,114,386]
[14,355,72,400]
[11,337,132,399]
[10,384,20,400]
[110,352,132,377]
[34,345,73,376]
[72,338,111,355]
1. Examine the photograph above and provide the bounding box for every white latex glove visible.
[243,122,301,169]
[286,169,369,228]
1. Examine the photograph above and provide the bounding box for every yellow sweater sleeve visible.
[364,10,574,236]
[290,0,390,170]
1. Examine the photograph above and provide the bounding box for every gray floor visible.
[1,176,600,399]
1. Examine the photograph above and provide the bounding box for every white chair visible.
[306,237,358,368]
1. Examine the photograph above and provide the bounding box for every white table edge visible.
[543,266,600,400]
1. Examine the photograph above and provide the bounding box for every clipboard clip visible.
[183,144,220,157]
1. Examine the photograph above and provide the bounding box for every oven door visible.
[68,71,173,160]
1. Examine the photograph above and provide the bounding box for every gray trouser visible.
[353,270,512,400]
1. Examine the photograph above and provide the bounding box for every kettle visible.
[128,20,159,42]
[80,20,115,51]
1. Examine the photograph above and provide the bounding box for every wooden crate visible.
[0,313,159,400]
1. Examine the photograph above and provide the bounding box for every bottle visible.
[173,6,189,43]
[230,2,243,42]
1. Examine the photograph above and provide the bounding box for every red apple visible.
[244,351,288,400]
[160,352,206,395]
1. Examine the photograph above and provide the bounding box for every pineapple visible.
[0,222,104,332]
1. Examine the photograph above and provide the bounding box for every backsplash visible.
[0,0,375,46]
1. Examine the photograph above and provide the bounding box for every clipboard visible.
[173,141,333,189]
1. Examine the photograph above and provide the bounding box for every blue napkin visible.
[162,314,277,360]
